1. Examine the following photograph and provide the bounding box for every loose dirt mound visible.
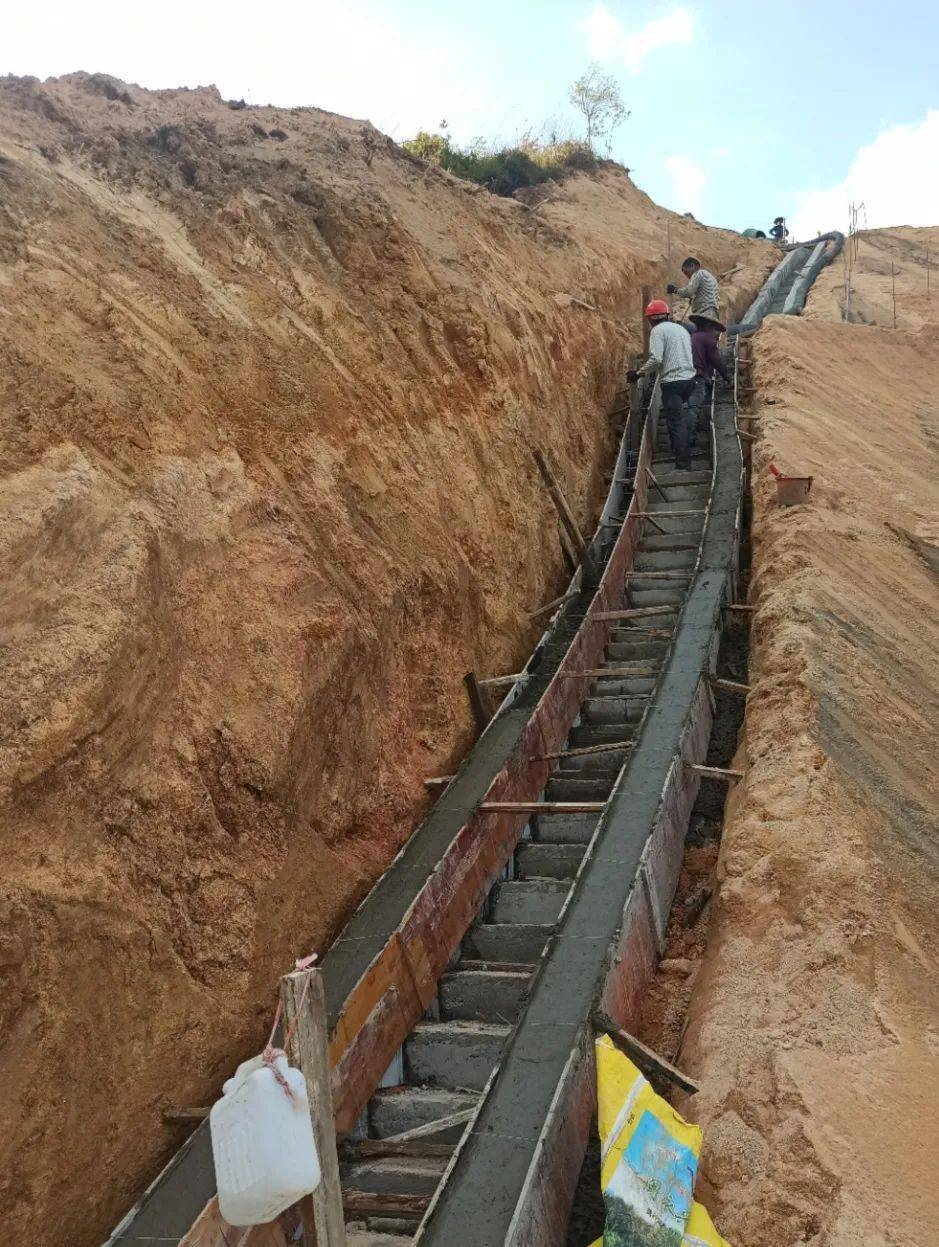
[681,288,939,1242]
[0,73,767,1246]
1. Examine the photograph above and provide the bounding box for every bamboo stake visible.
[531,448,587,556]
[644,466,669,500]
[686,763,744,783]
[528,588,578,620]
[592,605,675,620]
[537,740,634,761]
[709,677,751,695]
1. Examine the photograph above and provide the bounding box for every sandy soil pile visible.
[0,72,768,1245]
[805,225,939,331]
[681,252,939,1243]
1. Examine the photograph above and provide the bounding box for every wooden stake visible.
[558,521,578,572]
[639,512,667,534]
[384,1107,475,1144]
[709,677,751,695]
[637,509,706,517]
[557,666,659,679]
[282,967,347,1247]
[595,1015,700,1095]
[163,1107,210,1124]
[424,775,454,790]
[528,589,578,620]
[686,763,744,783]
[738,429,757,443]
[531,448,587,557]
[463,671,490,734]
[623,570,692,580]
[478,673,526,689]
[342,1192,427,1221]
[340,1139,454,1160]
[592,605,675,621]
[538,740,633,761]
[480,801,606,814]
[724,602,755,613]
[641,285,653,355]
[644,466,669,500]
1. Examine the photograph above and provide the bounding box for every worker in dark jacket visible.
[689,321,730,442]
[769,216,789,244]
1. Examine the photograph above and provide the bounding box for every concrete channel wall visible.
[414,385,743,1247]
[104,377,654,1245]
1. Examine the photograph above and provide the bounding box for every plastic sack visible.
[587,1033,730,1247]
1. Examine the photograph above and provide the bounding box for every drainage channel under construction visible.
[107,237,842,1247]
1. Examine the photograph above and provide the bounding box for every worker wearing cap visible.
[627,300,697,470]
[769,216,789,244]
[667,257,721,329]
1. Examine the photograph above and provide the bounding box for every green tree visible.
[569,63,630,154]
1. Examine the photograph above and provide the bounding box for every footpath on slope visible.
[676,234,939,1245]
[0,72,770,1247]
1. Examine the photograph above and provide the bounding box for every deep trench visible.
[564,477,753,1247]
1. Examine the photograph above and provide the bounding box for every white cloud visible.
[581,3,695,75]
[665,154,707,214]
[791,111,939,239]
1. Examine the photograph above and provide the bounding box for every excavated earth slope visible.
[682,243,939,1245]
[0,73,768,1246]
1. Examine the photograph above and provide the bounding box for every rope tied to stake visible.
[261,952,318,1101]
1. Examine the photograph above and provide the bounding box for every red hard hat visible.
[645,299,670,318]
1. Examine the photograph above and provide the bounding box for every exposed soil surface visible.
[0,73,769,1247]
[679,252,939,1245]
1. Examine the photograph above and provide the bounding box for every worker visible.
[769,216,789,244]
[626,299,697,471]
[689,320,731,443]
[667,257,720,329]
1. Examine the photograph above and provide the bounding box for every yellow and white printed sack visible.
[587,1034,730,1247]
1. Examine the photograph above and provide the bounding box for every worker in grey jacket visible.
[627,299,697,470]
[667,257,721,329]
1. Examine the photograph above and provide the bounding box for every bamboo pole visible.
[531,448,587,557]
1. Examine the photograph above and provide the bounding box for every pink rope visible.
[261,953,318,1101]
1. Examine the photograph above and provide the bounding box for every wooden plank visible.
[637,509,706,517]
[558,521,579,572]
[342,1192,428,1220]
[282,968,346,1247]
[643,466,669,500]
[623,570,692,580]
[463,671,491,734]
[639,511,667,533]
[532,448,588,557]
[384,1107,475,1144]
[596,1016,700,1095]
[479,801,606,814]
[424,775,454,789]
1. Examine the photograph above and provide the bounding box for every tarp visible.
[587,1034,730,1247]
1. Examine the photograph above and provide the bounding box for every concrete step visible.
[606,636,669,658]
[634,548,696,571]
[489,878,569,925]
[514,841,586,879]
[439,969,530,1024]
[346,1231,414,1247]
[552,748,628,777]
[544,774,613,802]
[341,1154,448,1197]
[583,692,654,724]
[368,1087,478,1139]
[404,1022,510,1092]
[640,533,701,553]
[628,587,686,609]
[590,675,659,698]
[464,922,553,963]
[653,469,711,488]
[532,811,598,845]
[571,718,643,746]
[649,481,710,504]
[607,634,675,660]
[647,493,708,513]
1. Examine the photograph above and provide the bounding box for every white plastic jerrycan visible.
[210,1051,321,1226]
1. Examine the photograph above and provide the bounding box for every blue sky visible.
[6,1,939,236]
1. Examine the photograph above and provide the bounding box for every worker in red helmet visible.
[626,299,697,470]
